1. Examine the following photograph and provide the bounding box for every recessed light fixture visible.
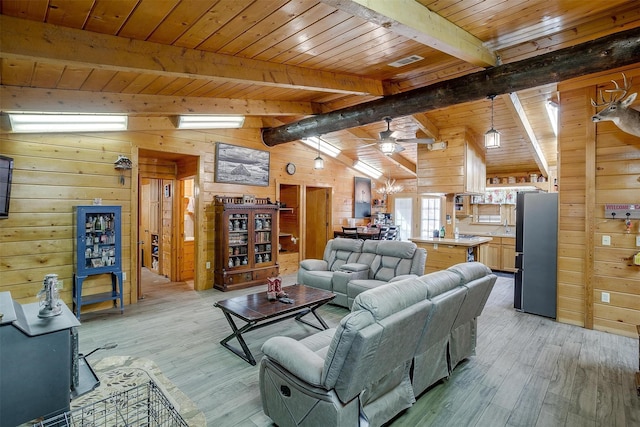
[353,160,382,179]
[8,113,128,133]
[177,115,245,129]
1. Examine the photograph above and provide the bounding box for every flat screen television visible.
[0,155,14,218]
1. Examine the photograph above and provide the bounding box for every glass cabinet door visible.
[254,212,273,265]
[227,213,249,269]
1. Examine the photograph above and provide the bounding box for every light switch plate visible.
[601,292,610,303]
[636,236,640,247]
[602,235,611,246]
[206,261,211,269]
[122,272,126,281]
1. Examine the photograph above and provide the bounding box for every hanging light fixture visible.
[376,169,404,196]
[484,94,501,149]
[314,138,324,169]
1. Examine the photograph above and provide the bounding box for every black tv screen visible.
[0,155,14,218]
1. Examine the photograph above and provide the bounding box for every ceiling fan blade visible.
[396,138,436,144]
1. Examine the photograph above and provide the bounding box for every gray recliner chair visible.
[259,278,434,427]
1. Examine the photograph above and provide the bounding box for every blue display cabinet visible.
[73,205,123,319]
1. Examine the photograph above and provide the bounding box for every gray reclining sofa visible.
[297,238,427,307]
[259,262,497,427]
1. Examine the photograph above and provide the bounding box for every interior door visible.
[178,178,195,281]
[305,186,330,260]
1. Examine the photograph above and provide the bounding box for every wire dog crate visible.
[33,380,188,427]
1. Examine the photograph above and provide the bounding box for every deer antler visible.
[591,73,633,107]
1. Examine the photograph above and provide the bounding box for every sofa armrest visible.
[340,263,370,273]
[262,336,325,386]
[299,259,329,271]
[332,269,368,296]
[388,274,418,283]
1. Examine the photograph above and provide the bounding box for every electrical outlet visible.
[636,236,640,247]
[206,261,211,269]
[122,272,126,281]
[602,235,611,246]
[601,292,610,303]
[57,280,63,289]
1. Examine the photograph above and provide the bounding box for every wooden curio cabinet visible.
[214,196,279,291]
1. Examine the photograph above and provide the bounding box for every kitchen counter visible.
[409,236,492,273]
[410,235,493,247]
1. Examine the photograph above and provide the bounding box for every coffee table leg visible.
[295,302,330,330]
[219,311,258,365]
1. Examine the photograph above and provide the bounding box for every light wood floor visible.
[76,271,640,427]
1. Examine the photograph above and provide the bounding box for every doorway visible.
[137,151,198,299]
[304,186,331,260]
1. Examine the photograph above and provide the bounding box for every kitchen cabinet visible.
[454,195,471,217]
[417,126,485,194]
[411,236,492,274]
[214,196,279,291]
[73,205,123,319]
[478,236,516,272]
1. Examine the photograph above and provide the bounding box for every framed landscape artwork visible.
[354,177,371,218]
[215,142,270,186]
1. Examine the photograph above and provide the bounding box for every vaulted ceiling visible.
[1,0,639,182]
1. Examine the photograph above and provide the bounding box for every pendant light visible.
[484,94,501,149]
[314,138,324,169]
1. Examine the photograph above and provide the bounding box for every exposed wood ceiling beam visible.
[323,0,496,67]
[0,86,318,116]
[0,15,384,97]
[262,27,640,146]
[410,113,439,140]
[504,93,550,177]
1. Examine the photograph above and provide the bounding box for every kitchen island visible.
[410,235,493,273]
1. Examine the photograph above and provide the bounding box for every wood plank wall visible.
[0,126,362,312]
[557,66,640,338]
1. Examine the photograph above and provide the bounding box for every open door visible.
[305,186,331,260]
[178,178,195,282]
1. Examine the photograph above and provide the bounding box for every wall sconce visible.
[484,95,501,149]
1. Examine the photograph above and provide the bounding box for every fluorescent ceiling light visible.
[177,115,245,129]
[353,160,382,179]
[9,113,128,133]
[301,137,341,158]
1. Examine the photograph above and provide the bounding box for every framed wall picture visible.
[354,176,372,218]
[215,142,270,186]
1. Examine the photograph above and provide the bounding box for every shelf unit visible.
[73,205,123,319]
[214,196,279,291]
[151,233,159,271]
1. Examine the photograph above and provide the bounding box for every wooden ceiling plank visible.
[410,113,439,140]
[173,1,250,49]
[145,0,216,45]
[322,0,496,67]
[83,0,138,34]
[118,0,181,40]
[197,0,291,53]
[0,0,48,21]
[0,15,384,96]
[504,92,549,177]
[0,85,316,116]
[44,0,94,28]
[0,58,34,87]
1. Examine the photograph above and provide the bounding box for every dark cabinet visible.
[214,196,279,291]
[73,205,123,319]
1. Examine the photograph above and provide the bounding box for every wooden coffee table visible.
[214,284,336,365]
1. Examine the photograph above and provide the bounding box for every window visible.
[420,197,441,238]
[477,204,501,223]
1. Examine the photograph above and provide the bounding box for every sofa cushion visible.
[303,270,335,291]
[447,262,492,285]
[351,277,428,320]
[326,238,364,271]
[417,270,462,299]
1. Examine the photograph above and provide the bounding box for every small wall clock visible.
[286,162,296,175]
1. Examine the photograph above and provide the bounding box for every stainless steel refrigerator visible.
[514,191,558,318]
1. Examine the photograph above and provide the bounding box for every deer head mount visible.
[591,73,640,137]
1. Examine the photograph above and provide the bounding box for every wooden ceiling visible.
[1,0,639,182]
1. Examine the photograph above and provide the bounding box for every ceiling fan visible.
[362,117,439,155]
